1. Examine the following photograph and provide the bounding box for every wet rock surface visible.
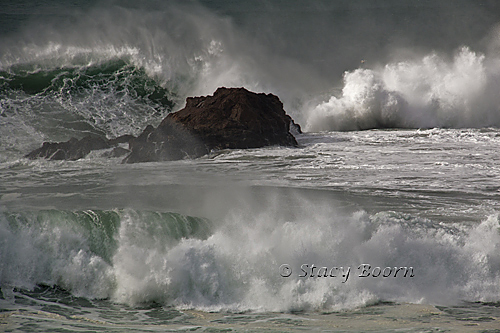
[26,87,299,163]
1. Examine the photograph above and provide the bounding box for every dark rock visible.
[25,87,300,163]
[25,136,108,161]
[108,134,136,146]
[25,135,135,161]
[124,87,298,163]
[290,119,302,135]
[123,121,208,163]
[169,87,298,149]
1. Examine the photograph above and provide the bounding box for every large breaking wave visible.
[1,201,500,312]
[3,0,500,150]
[306,46,500,131]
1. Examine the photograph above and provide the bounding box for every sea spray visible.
[0,59,176,161]
[0,209,212,300]
[0,3,275,159]
[0,210,118,298]
[5,1,500,139]
[114,201,500,311]
[3,197,499,312]
[2,2,500,332]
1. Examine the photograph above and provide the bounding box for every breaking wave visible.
[1,202,499,312]
[306,47,500,131]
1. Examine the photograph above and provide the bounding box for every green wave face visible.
[0,59,174,107]
[0,59,181,155]
[0,209,213,298]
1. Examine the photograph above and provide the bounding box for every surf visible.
[2,198,499,312]
[306,46,500,131]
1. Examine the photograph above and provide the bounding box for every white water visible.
[0,2,321,116]
[2,194,500,312]
[4,2,500,138]
[2,3,500,330]
[2,129,500,312]
[306,47,500,131]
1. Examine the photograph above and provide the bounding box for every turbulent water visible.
[1,1,500,332]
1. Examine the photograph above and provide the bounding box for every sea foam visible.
[2,195,499,312]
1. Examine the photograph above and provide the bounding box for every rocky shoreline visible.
[26,87,301,163]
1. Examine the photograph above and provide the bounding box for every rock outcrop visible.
[124,87,298,163]
[25,134,135,161]
[26,87,300,163]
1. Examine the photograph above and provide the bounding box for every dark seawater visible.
[1,1,500,332]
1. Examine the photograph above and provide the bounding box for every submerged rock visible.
[25,135,134,161]
[26,87,300,163]
[124,87,298,163]
[26,136,107,161]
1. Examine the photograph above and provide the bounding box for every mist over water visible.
[2,198,500,312]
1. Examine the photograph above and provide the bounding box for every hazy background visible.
[4,0,500,76]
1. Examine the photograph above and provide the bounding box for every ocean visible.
[1,1,500,332]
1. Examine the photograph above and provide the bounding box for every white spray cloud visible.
[108,192,500,312]
[306,47,500,131]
